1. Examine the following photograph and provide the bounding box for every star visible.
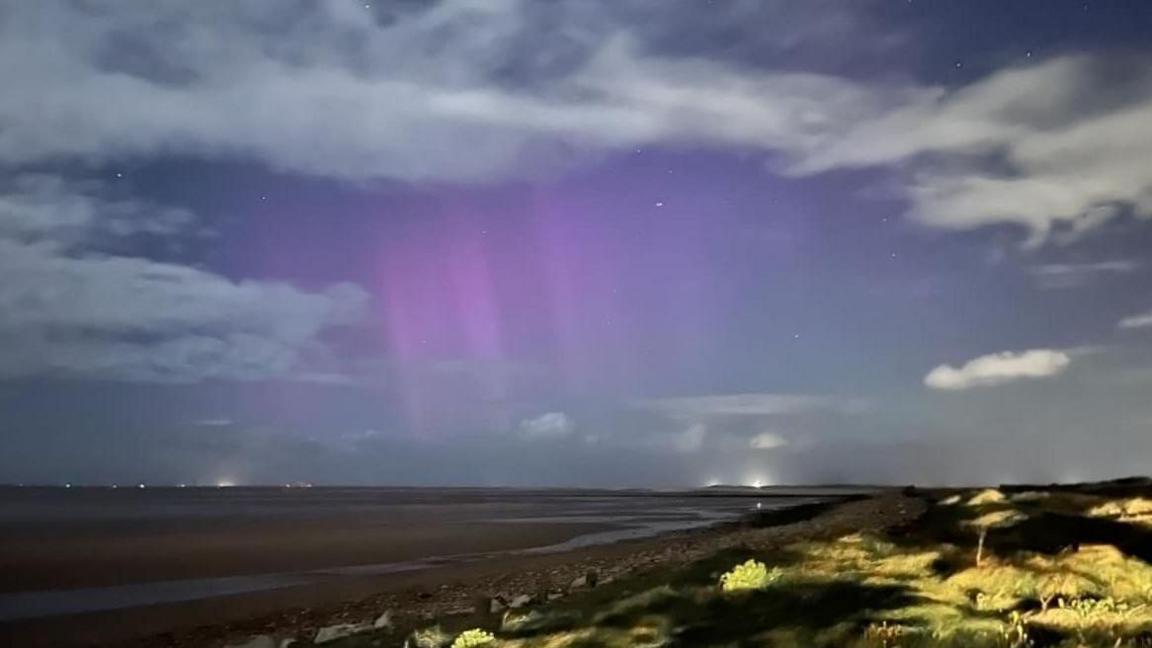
[954,61,963,69]
[114,171,123,178]
[655,201,664,207]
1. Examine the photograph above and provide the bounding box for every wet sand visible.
[0,518,611,593]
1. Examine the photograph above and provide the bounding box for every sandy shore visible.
[0,518,612,593]
[0,494,919,647]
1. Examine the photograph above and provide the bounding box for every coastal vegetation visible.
[366,481,1152,648]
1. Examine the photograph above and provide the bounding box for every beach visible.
[0,486,872,646]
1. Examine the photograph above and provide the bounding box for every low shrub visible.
[451,628,497,648]
[719,559,780,592]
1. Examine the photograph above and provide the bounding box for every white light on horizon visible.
[216,480,235,488]
[745,473,771,488]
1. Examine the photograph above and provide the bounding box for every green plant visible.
[1000,610,1032,647]
[451,628,496,648]
[719,559,780,592]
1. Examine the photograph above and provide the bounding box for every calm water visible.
[0,485,789,525]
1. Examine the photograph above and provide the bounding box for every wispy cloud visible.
[635,393,863,420]
[1027,260,1141,290]
[518,412,575,441]
[1120,312,1152,330]
[748,431,789,450]
[0,177,367,382]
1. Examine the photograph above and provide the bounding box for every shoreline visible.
[0,494,918,647]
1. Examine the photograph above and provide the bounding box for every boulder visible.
[488,596,507,615]
[314,622,372,644]
[373,610,394,629]
[508,594,533,609]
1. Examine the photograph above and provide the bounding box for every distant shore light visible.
[745,474,771,488]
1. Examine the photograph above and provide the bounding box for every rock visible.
[489,596,507,615]
[508,594,533,609]
[546,591,563,601]
[501,610,544,632]
[373,610,394,629]
[225,636,276,648]
[570,569,598,589]
[279,640,297,648]
[314,622,372,644]
[410,625,452,648]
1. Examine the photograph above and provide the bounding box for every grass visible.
[324,482,1152,648]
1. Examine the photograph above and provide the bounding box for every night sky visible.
[3,1,1152,487]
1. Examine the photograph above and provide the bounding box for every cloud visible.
[793,56,1152,243]
[1120,312,1152,330]
[0,178,368,382]
[194,419,235,427]
[1027,260,1141,290]
[924,349,1073,391]
[0,175,200,247]
[0,1,871,182]
[748,431,789,450]
[635,393,855,454]
[518,412,575,441]
[637,393,862,420]
[1,3,1149,242]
